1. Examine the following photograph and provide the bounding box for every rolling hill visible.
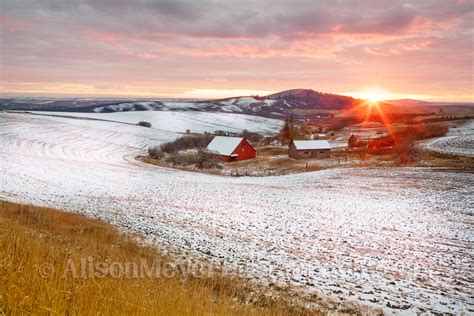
[386,99,473,107]
[0,89,359,118]
[2,90,471,120]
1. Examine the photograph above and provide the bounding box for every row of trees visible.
[410,115,474,125]
[164,149,222,169]
[160,134,214,154]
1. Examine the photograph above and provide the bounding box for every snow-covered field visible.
[422,120,474,157]
[32,110,283,135]
[1,112,473,314]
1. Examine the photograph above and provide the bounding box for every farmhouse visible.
[206,136,256,161]
[289,140,331,159]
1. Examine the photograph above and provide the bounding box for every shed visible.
[206,136,256,161]
[289,140,331,159]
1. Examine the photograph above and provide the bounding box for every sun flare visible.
[367,93,382,103]
[352,87,389,103]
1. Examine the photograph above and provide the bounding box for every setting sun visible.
[351,87,389,103]
[367,92,382,103]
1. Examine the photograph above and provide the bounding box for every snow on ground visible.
[88,97,276,115]
[422,120,474,157]
[1,112,473,314]
[218,97,274,112]
[32,111,282,135]
[221,97,258,107]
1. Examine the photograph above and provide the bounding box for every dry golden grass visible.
[0,200,316,315]
[409,151,474,169]
[256,146,288,156]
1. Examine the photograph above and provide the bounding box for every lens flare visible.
[352,87,389,103]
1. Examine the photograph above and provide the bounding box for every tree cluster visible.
[160,134,213,154]
[137,121,152,127]
[165,149,222,169]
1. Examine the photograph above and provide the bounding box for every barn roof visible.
[292,140,331,150]
[206,136,245,156]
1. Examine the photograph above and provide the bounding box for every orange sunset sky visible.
[0,0,473,101]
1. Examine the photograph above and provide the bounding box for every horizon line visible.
[1,90,473,103]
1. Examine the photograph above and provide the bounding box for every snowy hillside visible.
[0,89,358,119]
[0,97,292,118]
[1,112,473,314]
[421,120,474,157]
[32,111,283,135]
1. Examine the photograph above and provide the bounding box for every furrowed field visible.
[1,112,473,314]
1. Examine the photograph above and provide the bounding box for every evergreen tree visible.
[348,134,357,147]
[278,115,294,144]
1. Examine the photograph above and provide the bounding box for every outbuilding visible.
[289,140,331,159]
[206,136,256,161]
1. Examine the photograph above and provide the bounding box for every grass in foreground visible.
[0,200,314,315]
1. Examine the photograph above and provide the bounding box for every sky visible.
[0,0,473,101]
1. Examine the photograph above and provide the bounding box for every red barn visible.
[206,136,256,162]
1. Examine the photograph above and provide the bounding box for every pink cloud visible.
[0,15,27,30]
[82,30,120,42]
[398,40,432,51]
[364,47,388,56]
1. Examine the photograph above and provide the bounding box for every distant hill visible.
[386,99,474,107]
[385,99,431,107]
[2,90,471,120]
[0,89,360,119]
[265,89,358,110]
